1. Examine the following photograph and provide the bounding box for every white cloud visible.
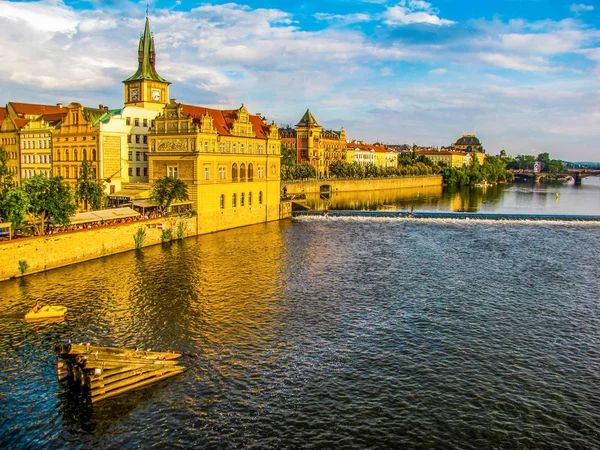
[570,3,594,15]
[0,0,78,35]
[429,68,448,75]
[383,0,454,26]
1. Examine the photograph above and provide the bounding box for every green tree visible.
[23,175,76,235]
[281,145,296,167]
[75,160,106,211]
[151,176,189,213]
[548,159,565,173]
[0,188,28,231]
[537,152,551,171]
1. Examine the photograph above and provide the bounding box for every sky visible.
[0,0,599,161]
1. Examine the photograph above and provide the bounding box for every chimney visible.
[99,104,103,110]
[57,102,63,108]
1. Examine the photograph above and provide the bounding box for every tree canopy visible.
[75,160,106,211]
[23,175,76,235]
[151,176,189,212]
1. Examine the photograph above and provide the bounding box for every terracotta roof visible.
[180,104,270,139]
[0,107,6,128]
[348,140,391,153]
[9,102,65,117]
[13,118,30,130]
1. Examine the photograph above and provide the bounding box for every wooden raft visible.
[55,343,187,403]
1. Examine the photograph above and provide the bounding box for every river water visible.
[1,180,599,449]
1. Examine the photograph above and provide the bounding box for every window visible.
[128,151,132,161]
[83,149,87,161]
[143,118,148,127]
[168,166,178,179]
[204,167,209,180]
[128,168,133,176]
[218,167,226,179]
[232,193,237,207]
[126,117,131,125]
[136,152,140,161]
[248,144,252,153]
[143,152,147,161]
[204,142,208,152]
[258,167,264,178]
[135,135,140,144]
[136,167,140,176]
[143,168,148,176]
[259,191,263,204]
[56,150,60,161]
[92,149,97,161]
[248,192,252,206]
[65,149,69,161]
[134,118,139,127]
[248,163,254,181]
[241,144,245,153]
[74,149,78,161]
[232,163,238,181]
[128,135,132,144]
[220,194,225,209]
[240,193,245,206]
[143,135,147,144]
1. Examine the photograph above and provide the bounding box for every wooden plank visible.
[91,368,186,403]
[58,343,181,360]
[81,358,182,369]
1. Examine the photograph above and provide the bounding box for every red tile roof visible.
[0,107,6,128]
[13,118,30,130]
[180,104,270,139]
[9,102,65,117]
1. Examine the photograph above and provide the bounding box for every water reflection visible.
[300,177,600,215]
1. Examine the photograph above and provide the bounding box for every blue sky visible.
[0,0,599,161]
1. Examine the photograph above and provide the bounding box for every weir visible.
[292,210,600,221]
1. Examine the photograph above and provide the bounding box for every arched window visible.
[259,191,263,204]
[248,192,252,206]
[240,163,246,182]
[220,194,225,209]
[232,163,238,182]
[232,193,237,208]
[240,192,245,206]
[247,163,254,181]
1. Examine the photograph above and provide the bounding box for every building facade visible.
[0,102,67,184]
[148,101,282,234]
[345,140,398,168]
[454,134,486,164]
[280,109,347,177]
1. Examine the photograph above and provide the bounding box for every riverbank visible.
[283,175,442,194]
[0,175,438,281]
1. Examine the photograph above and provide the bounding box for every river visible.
[0,180,599,449]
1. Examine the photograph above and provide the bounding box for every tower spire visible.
[123,14,170,84]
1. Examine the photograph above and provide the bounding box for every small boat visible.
[25,305,67,320]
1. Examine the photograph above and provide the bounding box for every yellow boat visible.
[25,305,67,320]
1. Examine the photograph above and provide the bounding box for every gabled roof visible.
[123,16,170,84]
[8,102,65,117]
[296,109,320,127]
[180,104,270,139]
[0,107,6,128]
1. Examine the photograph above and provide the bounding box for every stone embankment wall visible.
[0,216,197,281]
[283,176,442,194]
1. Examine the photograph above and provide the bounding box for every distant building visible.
[454,133,486,164]
[0,102,67,184]
[280,109,347,177]
[417,149,472,168]
[345,140,398,168]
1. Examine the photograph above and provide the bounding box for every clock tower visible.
[123,13,170,111]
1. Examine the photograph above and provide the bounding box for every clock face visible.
[152,90,160,101]
[131,89,138,101]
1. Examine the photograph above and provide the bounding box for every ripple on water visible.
[0,220,599,448]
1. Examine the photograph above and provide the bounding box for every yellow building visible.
[418,149,472,168]
[280,109,347,177]
[345,140,398,168]
[454,134,486,164]
[52,103,118,190]
[148,101,282,234]
[0,102,66,184]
